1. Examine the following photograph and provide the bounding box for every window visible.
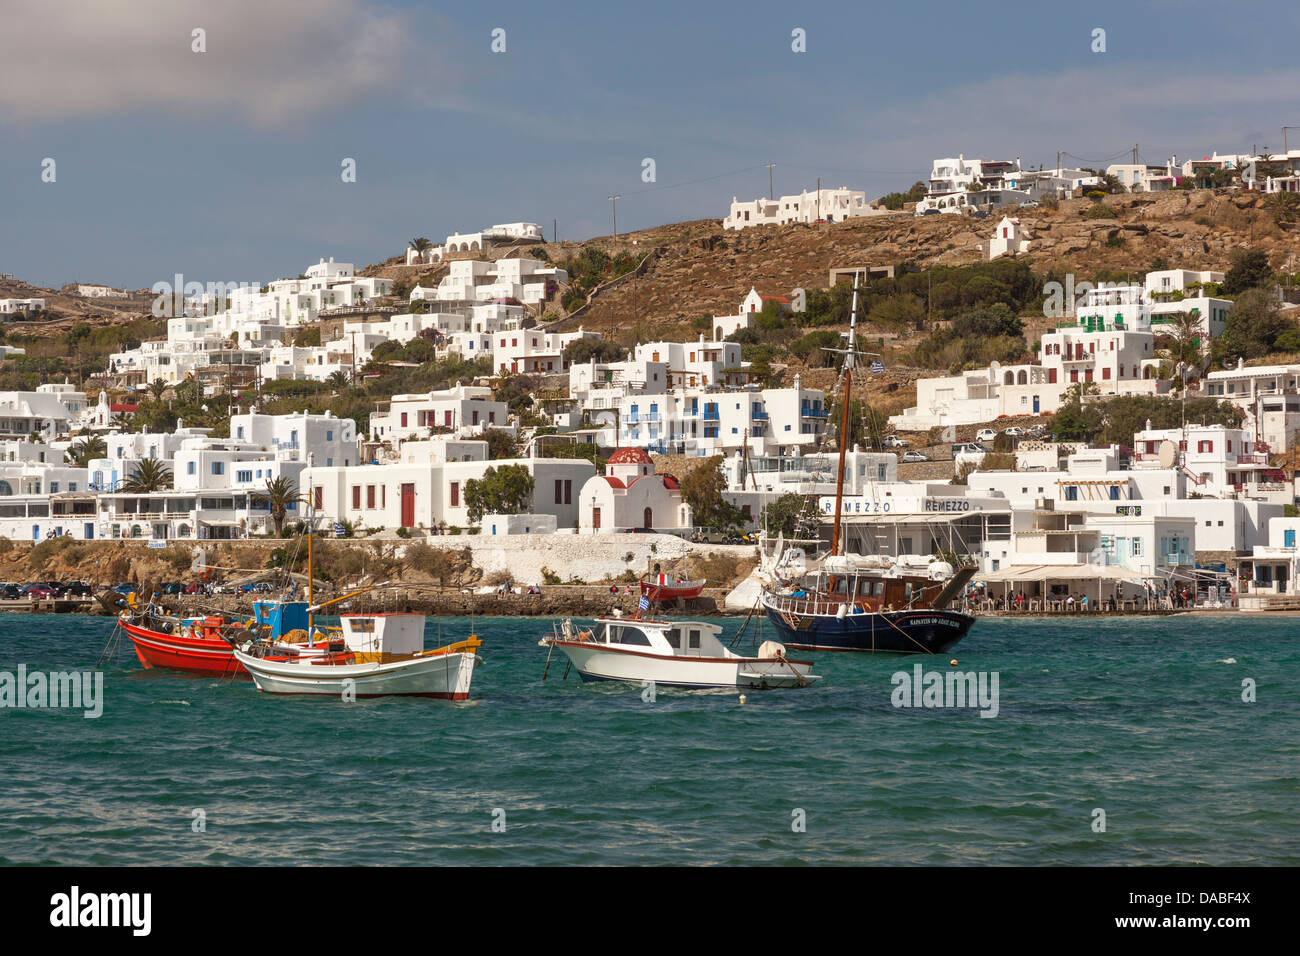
[450,482,459,507]
[1132,538,1143,557]
[352,486,361,509]
[237,470,253,483]
[212,462,225,475]
[187,461,196,475]
[554,479,563,505]
[1064,486,1079,500]
[564,480,572,505]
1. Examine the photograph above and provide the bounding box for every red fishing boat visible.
[122,612,246,677]
[639,576,707,603]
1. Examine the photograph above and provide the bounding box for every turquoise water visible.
[0,612,1296,866]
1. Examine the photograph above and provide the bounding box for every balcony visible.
[801,407,828,418]
[702,409,720,422]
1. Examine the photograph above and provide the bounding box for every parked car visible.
[1002,426,1026,437]
[21,584,58,599]
[1028,424,1048,436]
[975,428,998,443]
[901,450,932,463]
[112,582,137,595]
[159,582,184,595]
[881,435,909,448]
[0,584,21,600]
[62,582,94,597]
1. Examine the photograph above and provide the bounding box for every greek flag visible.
[870,360,885,372]
[333,522,346,537]
[638,596,650,611]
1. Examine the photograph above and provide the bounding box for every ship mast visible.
[829,273,860,559]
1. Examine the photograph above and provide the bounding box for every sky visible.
[3,0,1300,291]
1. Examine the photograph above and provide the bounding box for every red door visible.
[400,483,415,528]
[592,507,601,530]
[643,507,653,529]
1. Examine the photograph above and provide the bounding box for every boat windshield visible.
[607,624,651,646]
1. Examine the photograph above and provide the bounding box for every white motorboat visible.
[232,613,480,700]
[539,615,819,690]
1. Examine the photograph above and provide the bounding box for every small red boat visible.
[122,613,246,677]
[639,578,707,603]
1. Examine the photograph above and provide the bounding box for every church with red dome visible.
[579,447,691,532]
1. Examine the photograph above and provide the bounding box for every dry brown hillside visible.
[556,189,1299,340]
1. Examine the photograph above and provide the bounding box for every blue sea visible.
[0,612,1295,865]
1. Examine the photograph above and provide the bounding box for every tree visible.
[463,465,534,522]
[147,379,168,402]
[64,435,106,468]
[482,428,519,459]
[763,493,819,536]
[122,458,172,492]
[326,370,349,389]
[828,393,889,450]
[1215,288,1288,363]
[409,237,433,257]
[678,457,741,529]
[562,337,624,365]
[259,476,301,537]
[1157,310,1206,382]
[1221,249,1273,295]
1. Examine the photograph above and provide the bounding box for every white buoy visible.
[739,694,747,705]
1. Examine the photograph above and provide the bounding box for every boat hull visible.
[122,618,246,677]
[640,580,706,602]
[548,640,816,690]
[232,648,478,699]
[762,605,973,654]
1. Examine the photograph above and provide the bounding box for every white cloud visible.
[0,0,432,126]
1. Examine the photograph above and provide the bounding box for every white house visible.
[723,187,874,230]
[369,386,509,443]
[302,438,595,532]
[0,298,46,314]
[988,217,1031,260]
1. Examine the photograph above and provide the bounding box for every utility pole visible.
[765,163,776,200]
[816,177,821,221]
[607,195,621,239]
[553,218,557,243]
[1132,143,1139,165]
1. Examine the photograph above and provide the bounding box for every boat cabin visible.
[253,600,310,639]
[341,613,425,658]
[595,618,729,657]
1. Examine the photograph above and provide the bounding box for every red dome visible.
[607,447,653,465]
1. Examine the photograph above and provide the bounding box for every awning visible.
[978,563,1154,585]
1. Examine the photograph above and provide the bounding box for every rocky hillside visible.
[554,189,1297,340]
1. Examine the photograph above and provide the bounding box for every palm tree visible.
[409,237,433,261]
[147,379,168,402]
[122,458,172,493]
[259,476,301,537]
[1158,310,1206,386]
[326,370,349,390]
[65,435,106,467]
